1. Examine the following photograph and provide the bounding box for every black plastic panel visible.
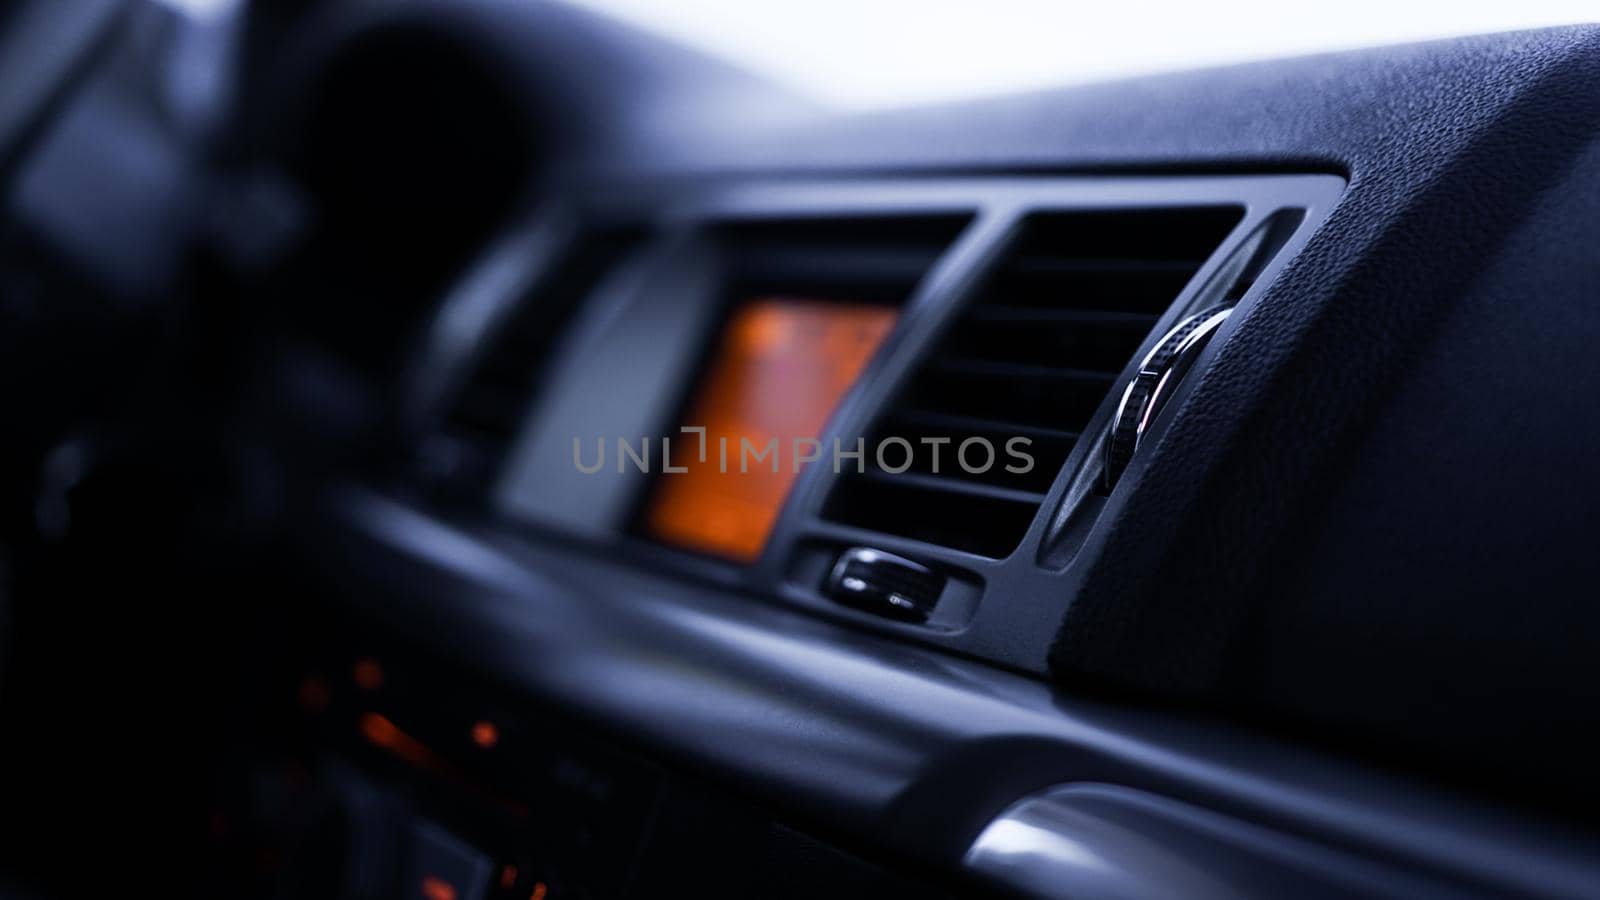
[412,174,1341,674]
[300,487,1600,900]
[272,9,1600,896]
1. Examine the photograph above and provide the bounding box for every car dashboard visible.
[2,2,1600,899]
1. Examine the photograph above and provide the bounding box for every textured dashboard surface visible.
[282,6,1600,888]
[585,25,1600,804]
[320,488,1600,899]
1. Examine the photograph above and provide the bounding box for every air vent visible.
[713,215,974,302]
[422,229,645,493]
[824,207,1242,557]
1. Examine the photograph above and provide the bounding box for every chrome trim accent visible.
[1102,305,1233,490]
[964,785,1233,900]
[965,783,1428,899]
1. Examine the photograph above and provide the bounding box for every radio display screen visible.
[642,297,897,562]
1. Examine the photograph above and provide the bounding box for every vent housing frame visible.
[407,174,1345,672]
[821,206,1245,558]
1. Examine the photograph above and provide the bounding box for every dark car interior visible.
[3,1,1600,897]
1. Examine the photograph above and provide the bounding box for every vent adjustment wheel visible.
[1102,305,1233,491]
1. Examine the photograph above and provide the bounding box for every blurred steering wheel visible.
[0,0,127,187]
[0,0,126,676]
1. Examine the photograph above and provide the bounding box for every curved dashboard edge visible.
[308,485,1600,899]
[965,783,1455,899]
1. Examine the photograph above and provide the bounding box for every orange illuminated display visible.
[644,298,897,561]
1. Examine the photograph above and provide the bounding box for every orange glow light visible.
[500,865,519,889]
[471,720,500,750]
[529,883,549,900]
[352,658,384,691]
[420,875,458,900]
[644,298,897,561]
[359,712,442,771]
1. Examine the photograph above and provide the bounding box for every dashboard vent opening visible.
[713,215,974,304]
[423,229,646,494]
[824,207,1242,558]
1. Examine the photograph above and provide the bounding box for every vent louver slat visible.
[824,207,1242,557]
[423,229,644,493]
[714,215,974,302]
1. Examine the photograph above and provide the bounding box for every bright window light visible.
[565,0,1596,109]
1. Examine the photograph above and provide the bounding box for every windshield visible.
[564,0,1594,109]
